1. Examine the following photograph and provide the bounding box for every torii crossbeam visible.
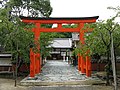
[20,16,99,77]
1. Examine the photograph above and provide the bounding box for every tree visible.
[85,15,120,85]
[0,0,53,73]
[72,14,120,86]
[39,33,53,59]
[0,0,52,17]
[0,7,34,63]
[0,0,53,86]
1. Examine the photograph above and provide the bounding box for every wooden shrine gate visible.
[20,16,99,77]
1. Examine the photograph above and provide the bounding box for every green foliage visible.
[41,24,53,28]
[0,8,34,63]
[54,24,78,38]
[86,15,120,85]
[39,32,53,58]
[7,0,52,17]
[0,0,53,64]
[86,15,120,56]
[30,0,52,17]
[72,14,120,60]
[71,14,120,85]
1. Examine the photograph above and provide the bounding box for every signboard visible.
[61,52,66,56]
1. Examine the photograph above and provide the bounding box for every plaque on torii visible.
[20,16,99,77]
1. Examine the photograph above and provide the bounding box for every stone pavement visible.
[20,60,104,86]
[30,85,114,90]
[38,60,86,82]
[0,78,114,90]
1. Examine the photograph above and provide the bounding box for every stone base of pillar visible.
[27,76,38,80]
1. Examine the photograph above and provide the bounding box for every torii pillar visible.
[30,23,41,77]
[78,23,93,77]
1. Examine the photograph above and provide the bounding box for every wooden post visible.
[58,23,62,29]
[81,56,86,73]
[78,54,81,71]
[35,53,40,74]
[30,48,35,77]
[79,23,86,73]
[86,56,91,77]
[34,23,41,74]
[36,53,40,73]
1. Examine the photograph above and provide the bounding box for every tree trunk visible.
[17,56,23,75]
[111,34,117,90]
[106,61,111,85]
[106,49,111,85]
[114,48,117,70]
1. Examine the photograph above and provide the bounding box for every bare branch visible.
[99,31,107,46]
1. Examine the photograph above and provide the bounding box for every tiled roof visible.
[20,16,99,20]
[50,38,72,48]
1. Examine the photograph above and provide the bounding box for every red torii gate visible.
[20,16,99,77]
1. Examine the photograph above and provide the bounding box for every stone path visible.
[37,60,86,82]
[20,60,104,86]
[0,78,115,90]
[30,85,114,90]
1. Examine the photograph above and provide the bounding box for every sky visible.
[50,0,120,21]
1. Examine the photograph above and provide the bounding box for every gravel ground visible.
[37,60,87,82]
[0,60,120,90]
[0,78,116,90]
[0,78,30,90]
[21,60,104,86]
